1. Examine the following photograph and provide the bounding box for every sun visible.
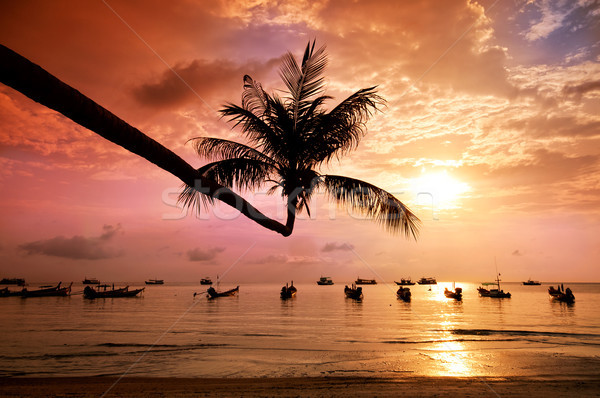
[410,170,470,210]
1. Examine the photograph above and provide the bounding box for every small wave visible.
[98,343,179,348]
[449,328,600,339]
[0,351,120,361]
[381,338,519,344]
[49,328,142,333]
[242,333,285,337]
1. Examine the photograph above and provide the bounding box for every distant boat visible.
[145,279,164,285]
[316,276,334,285]
[344,284,363,300]
[417,277,437,285]
[396,287,411,302]
[355,277,377,285]
[0,287,22,297]
[206,285,239,299]
[444,284,463,300]
[200,277,213,285]
[82,277,100,285]
[83,284,144,299]
[280,281,297,299]
[478,272,511,298]
[522,278,541,286]
[548,284,575,303]
[395,278,415,285]
[0,278,25,286]
[21,282,72,298]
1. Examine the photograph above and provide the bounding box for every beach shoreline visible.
[1,376,599,397]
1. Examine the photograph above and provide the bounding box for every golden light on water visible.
[428,340,474,377]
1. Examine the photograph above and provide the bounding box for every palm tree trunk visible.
[285,197,298,231]
[0,44,292,237]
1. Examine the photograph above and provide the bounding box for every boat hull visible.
[444,287,462,300]
[344,285,363,300]
[280,286,297,299]
[83,286,144,299]
[21,282,72,298]
[396,288,411,302]
[207,286,239,299]
[355,279,376,285]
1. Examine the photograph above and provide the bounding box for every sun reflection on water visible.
[426,340,474,377]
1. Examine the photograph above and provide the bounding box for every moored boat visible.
[83,284,144,299]
[200,277,213,285]
[316,276,334,285]
[280,281,297,299]
[549,284,575,303]
[21,282,72,298]
[417,277,437,285]
[355,277,376,285]
[396,287,411,302]
[206,285,239,299]
[0,278,25,286]
[395,278,415,285]
[478,272,511,298]
[145,279,164,285]
[522,278,541,285]
[344,284,363,300]
[82,277,100,285]
[444,285,463,300]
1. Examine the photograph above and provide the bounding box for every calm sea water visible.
[1,281,599,378]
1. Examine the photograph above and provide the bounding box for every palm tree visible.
[180,41,420,239]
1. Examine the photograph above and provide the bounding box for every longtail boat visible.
[21,282,72,298]
[280,281,297,299]
[396,287,411,302]
[83,284,144,299]
[344,284,363,300]
[206,286,239,299]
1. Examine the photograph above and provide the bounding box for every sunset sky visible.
[1,0,599,283]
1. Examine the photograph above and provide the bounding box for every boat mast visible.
[495,256,502,290]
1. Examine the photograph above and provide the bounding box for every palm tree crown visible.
[180,41,420,239]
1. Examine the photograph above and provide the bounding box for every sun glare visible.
[410,171,470,210]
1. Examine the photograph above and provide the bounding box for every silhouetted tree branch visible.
[0,44,293,236]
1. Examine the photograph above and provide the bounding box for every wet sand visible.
[1,376,599,397]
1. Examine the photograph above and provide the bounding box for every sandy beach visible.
[1,376,599,397]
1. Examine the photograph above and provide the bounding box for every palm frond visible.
[201,158,277,191]
[178,182,215,215]
[308,87,384,166]
[188,137,274,164]
[321,175,420,239]
[279,40,328,121]
[178,158,276,214]
[219,104,285,161]
[242,74,270,117]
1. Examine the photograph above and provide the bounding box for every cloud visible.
[563,80,600,99]
[321,242,354,252]
[523,1,569,42]
[186,246,225,262]
[19,224,123,260]
[132,58,279,110]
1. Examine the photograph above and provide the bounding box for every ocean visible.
[1,281,599,379]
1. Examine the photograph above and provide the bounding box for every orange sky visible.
[1,0,599,283]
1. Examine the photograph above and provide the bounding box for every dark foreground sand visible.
[1,376,599,397]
